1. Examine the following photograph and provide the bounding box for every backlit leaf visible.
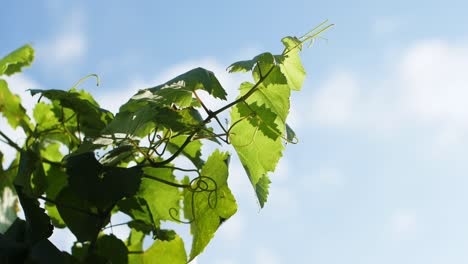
[0,44,34,76]
[183,150,237,260]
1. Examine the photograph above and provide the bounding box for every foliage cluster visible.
[0,23,331,263]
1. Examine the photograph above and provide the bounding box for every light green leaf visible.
[183,150,237,260]
[166,135,204,169]
[229,80,290,207]
[0,79,30,129]
[237,102,281,140]
[43,162,68,228]
[278,37,306,91]
[33,102,59,130]
[0,44,34,76]
[144,235,187,264]
[126,230,187,264]
[126,229,144,264]
[138,167,181,222]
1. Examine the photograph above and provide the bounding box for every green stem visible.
[0,131,22,151]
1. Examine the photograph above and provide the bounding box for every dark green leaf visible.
[15,187,53,242]
[56,186,103,242]
[100,145,134,166]
[29,89,113,137]
[149,67,227,101]
[14,150,46,197]
[29,238,66,264]
[65,152,142,210]
[285,123,298,143]
[95,234,128,264]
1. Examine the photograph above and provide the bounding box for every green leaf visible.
[227,59,256,73]
[255,175,271,208]
[29,238,67,264]
[0,44,34,76]
[65,152,142,210]
[149,67,227,101]
[229,79,291,206]
[0,79,31,129]
[15,187,53,243]
[122,68,226,111]
[127,220,154,234]
[278,37,306,91]
[237,102,281,140]
[99,144,134,166]
[44,163,68,228]
[126,230,186,264]
[14,150,47,197]
[227,52,276,73]
[33,102,59,131]
[285,123,298,143]
[126,229,144,264]
[138,167,181,222]
[95,234,128,264]
[183,150,237,260]
[29,89,113,137]
[56,186,103,242]
[144,235,187,264]
[166,135,204,169]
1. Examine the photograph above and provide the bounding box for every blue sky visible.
[2,1,468,263]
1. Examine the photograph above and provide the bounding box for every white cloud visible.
[218,212,245,243]
[37,9,87,68]
[255,248,281,264]
[306,72,360,127]
[299,39,468,148]
[390,210,417,237]
[317,167,344,185]
[372,17,402,35]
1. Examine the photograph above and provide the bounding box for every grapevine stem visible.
[0,131,22,151]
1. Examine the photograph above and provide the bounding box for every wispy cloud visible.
[297,39,468,150]
[390,210,417,237]
[255,248,281,264]
[372,17,402,36]
[36,9,87,69]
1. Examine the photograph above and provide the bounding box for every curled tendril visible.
[169,207,193,224]
[168,175,219,224]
